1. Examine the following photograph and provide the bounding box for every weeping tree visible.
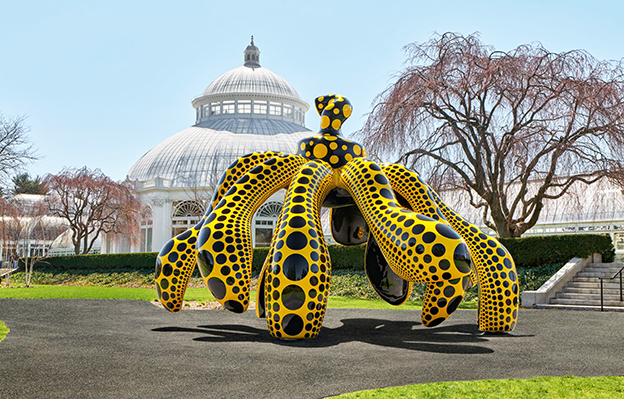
[359,32,624,238]
[44,167,142,254]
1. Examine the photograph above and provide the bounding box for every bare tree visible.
[0,196,18,272]
[44,167,142,254]
[359,32,624,238]
[0,114,37,185]
[0,194,55,286]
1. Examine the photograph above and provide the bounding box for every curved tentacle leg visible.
[340,158,471,327]
[380,164,479,288]
[380,163,517,330]
[424,185,519,332]
[206,151,286,214]
[196,154,306,313]
[155,220,203,312]
[155,151,287,312]
[266,161,335,339]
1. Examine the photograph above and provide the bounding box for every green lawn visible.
[0,285,477,310]
[0,321,8,343]
[327,376,624,398]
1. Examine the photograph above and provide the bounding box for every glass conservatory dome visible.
[127,37,311,188]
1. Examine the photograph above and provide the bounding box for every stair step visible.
[567,281,622,288]
[549,298,624,306]
[584,265,623,270]
[572,277,622,284]
[577,271,622,278]
[532,304,624,312]
[590,263,624,268]
[561,287,623,295]
[555,292,623,301]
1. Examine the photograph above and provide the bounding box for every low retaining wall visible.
[521,253,601,307]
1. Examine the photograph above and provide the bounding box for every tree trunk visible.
[24,257,29,287]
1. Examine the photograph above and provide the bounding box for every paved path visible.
[0,299,623,398]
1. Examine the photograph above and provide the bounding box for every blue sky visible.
[1,0,622,182]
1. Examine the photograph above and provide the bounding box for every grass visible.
[0,321,8,343]
[0,285,478,310]
[327,376,624,398]
[0,262,559,310]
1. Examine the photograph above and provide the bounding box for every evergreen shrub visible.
[499,234,614,268]
[34,233,613,272]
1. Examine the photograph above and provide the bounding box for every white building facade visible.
[105,38,311,253]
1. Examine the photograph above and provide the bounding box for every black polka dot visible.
[432,244,446,257]
[155,258,162,278]
[282,254,309,281]
[435,224,460,240]
[286,232,307,250]
[224,300,244,313]
[289,216,306,228]
[281,314,304,336]
[159,240,174,257]
[281,285,305,310]
[427,317,445,327]
[291,205,305,214]
[423,232,436,244]
[374,174,388,185]
[197,250,214,276]
[208,278,226,300]
[379,188,393,199]
[167,252,178,263]
[412,224,425,234]
[446,296,462,314]
[454,244,472,274]
[438,259,450,270]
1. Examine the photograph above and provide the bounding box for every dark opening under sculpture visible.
[155,94,519,339]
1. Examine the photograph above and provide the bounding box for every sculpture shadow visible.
[151,317,527,354]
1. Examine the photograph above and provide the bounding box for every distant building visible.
[106,38,311,253]
[0,194,70,262]
[440,178,624,253]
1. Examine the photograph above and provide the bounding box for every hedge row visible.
[29,252,160,271]
[31,233,614,272]
[499,234,614,267]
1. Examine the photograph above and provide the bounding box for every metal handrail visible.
[599,265,624,311]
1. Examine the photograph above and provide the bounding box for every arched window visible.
[171,200,205,237]
[172,200,205,217]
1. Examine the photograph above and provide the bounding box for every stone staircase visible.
[549,263,624,309]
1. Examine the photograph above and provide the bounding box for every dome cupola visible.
[190,38,310,127]
[244,36,261,68]
[127,38,312,189]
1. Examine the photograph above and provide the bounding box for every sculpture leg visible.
[266,161,334,339]
[206,151,286,213]
[380,163,477,287]
[381,163,518,331]
[197,154,306,314]
[155,219,203,312]
[426,187,519,332]
[340,158,471,326]
[155,151,287,312]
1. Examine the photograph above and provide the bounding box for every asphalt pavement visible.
[0,298,623,398]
